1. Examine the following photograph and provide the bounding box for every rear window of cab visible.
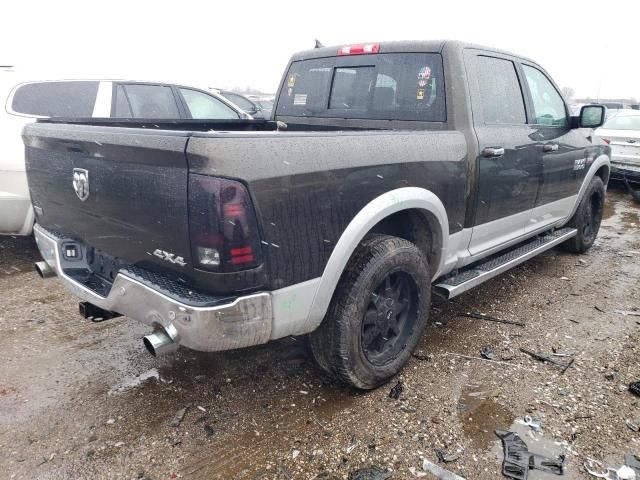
[276,53,446,122]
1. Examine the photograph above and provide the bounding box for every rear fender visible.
[305,187,449,329]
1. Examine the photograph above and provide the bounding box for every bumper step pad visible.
[435,227,577,299]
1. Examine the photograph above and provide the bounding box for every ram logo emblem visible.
[72,168,90,201]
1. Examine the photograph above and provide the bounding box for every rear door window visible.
[118,84,181,119]
[474,56,526,125]
[10,81,99,117]
[178,88,240,119]
[276,53,446,122]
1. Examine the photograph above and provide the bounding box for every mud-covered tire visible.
[563,176,605,253]
[309,235,431,390]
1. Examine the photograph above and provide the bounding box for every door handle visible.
[482,147,505,157]
[543,143,559,152]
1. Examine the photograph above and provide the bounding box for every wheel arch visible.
[306,187,449,329]
[559,153,610,226]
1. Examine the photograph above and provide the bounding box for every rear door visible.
[520,63,588,228]
[466,51,541,255]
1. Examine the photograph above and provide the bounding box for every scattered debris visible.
[585,458,635,480]
[480,346,495,360]
[349,467,392,480]
[520,415,542,433]
[346,436,359,454]
[197,406,206,412]
[278,465,294,479]
[617,466,637,480]
[422,458,466,480]
[435,449,461,463]
[624,419,639,432]
[203,424,214,437]
[625,454,640,474]
[412,352,432,361]
[170,407,188,427]
[496,430,564,479]
[594,305,607,313]
[519,348,574,374]
[389,381,403,400]
[614,310,640,317]
[459,311,525,327]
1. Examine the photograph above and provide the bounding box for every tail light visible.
[602,138,611,144]
[189,174,262,272]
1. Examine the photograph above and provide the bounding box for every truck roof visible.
[290,40,536,65]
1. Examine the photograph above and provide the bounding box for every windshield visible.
[603,114,640,130]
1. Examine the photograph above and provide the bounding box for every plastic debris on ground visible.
[422,458,466,480]
[348,467,392,480]
[629,382,640,397]
[496,430,564,479]
[389,381,403,400]
[480,346,495,360]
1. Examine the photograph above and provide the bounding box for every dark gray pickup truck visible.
[25,40,610,389]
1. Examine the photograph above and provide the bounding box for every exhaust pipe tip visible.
[35,261,56,279]
[143,329,178,357]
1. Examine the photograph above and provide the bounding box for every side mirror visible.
[579,105,605,128]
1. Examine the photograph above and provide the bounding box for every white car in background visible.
[0,78,250,236]
[593,109,640,184]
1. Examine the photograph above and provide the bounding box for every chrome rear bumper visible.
[34,224,273,352]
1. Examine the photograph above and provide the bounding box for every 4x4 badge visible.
[72,168,90,201]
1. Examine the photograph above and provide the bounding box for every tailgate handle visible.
[482,147,505,157]
[543,143,559,152]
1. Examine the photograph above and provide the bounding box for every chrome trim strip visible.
[435,228,576,299]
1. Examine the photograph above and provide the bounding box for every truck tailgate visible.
[23,123,193,280]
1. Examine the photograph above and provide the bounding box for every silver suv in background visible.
[213,89,272,119]
[593,109,640,184]
[0,79,250,236]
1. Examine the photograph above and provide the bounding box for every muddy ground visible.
[1,186,639,480]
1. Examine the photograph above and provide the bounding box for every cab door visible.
[519,63,588,231]
[465,52,542,255]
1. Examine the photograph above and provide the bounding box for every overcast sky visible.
[3,0,638,100]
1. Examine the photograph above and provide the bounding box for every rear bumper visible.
[34,224,273,352]
[611,163,640,183]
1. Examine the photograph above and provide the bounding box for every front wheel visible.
[309,235,431,389]
[563,175,605,253]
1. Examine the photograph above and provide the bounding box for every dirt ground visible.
[1,186,639,480]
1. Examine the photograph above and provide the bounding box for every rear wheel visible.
[563,176,605,253]
[309,235,431,389]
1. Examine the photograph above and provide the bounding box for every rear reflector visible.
[337,43,380,56]
[189,174,262,272]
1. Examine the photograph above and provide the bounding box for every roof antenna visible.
[314,39,324,49]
